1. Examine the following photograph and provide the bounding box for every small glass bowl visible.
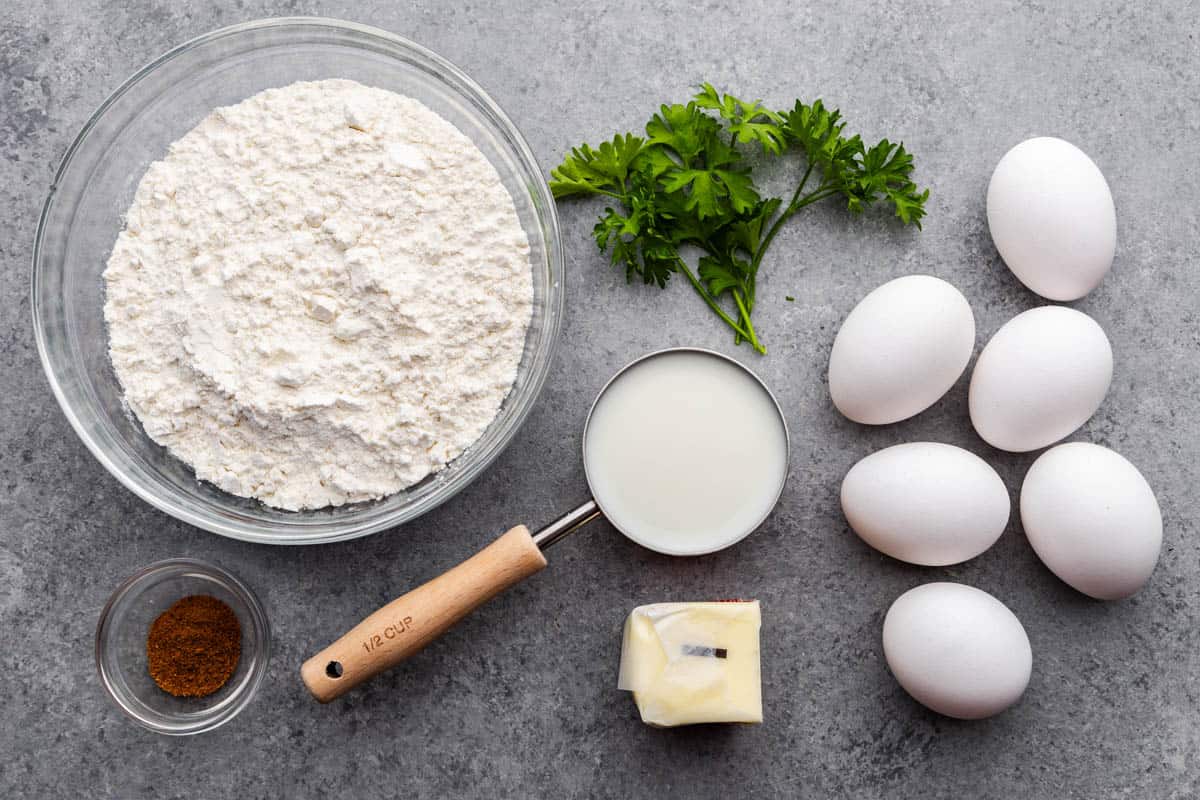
[95,559,271,735]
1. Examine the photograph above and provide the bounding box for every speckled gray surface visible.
[3,1,1199,797]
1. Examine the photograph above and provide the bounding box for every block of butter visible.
[617,601,762,727]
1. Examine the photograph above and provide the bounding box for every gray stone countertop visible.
[2,1,1198,797]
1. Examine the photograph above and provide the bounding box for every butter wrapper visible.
[618,601,762,727]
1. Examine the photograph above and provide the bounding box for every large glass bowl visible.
[32,18,563,544]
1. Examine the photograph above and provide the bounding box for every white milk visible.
[583,350,789,555]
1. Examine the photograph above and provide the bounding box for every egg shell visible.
[1020,443,1162,600]
[829,275,975,425]
[841,443,1009,566]
[969,306,1112,452]
[883,583,1032,720]
[987,137,1116,301]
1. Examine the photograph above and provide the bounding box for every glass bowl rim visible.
[94,558,272,735]
[31,16,565,545]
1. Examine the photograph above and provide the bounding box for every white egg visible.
[841,443,1009,566]
[987,137,1116,301]
[829,275,975,425]
[1021,443,1162,600]
[883,583,1032,720]
[969,306,1112,452]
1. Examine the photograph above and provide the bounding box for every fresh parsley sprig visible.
[550,84,929,354]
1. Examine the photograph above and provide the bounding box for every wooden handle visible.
[301,525,547,702]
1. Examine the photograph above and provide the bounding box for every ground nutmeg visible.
[146,594,241,698]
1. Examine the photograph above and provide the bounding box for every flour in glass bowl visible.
[103,80,533,511]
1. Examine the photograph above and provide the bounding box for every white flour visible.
[103,80,533,510]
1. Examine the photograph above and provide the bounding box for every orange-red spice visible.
[146,595,241,698]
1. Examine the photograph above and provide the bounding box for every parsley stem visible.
[793,185,843,209]
[742,161,815,312]
[750,179,841,276]
[732,290,764,353]
[750,183,804,277]
[794,162,816,203]
[673,256,765,354]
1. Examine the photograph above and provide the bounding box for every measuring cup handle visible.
[301,525,547,702]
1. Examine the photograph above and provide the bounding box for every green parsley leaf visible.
[845,139,930,227]
[646,103,721,164]
[549,133,645,197]
[695,83,787,155]
[780,100,859,171]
